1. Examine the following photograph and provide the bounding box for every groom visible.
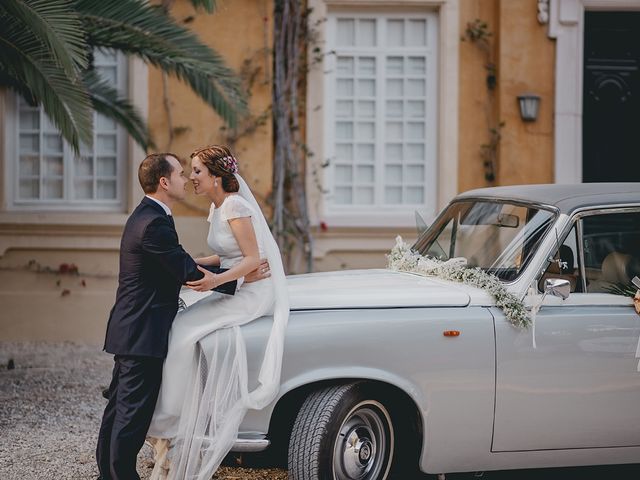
[96,153,267,480]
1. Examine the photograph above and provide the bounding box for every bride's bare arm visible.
[186,216,260,291]
[194,254,220,266]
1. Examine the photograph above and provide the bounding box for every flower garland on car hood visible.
[387,236,531,328]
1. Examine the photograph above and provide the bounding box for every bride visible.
[147,145,289,479]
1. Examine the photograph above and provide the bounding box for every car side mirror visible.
[544,278,570,300]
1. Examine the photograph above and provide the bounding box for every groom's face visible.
[164,156,188,201]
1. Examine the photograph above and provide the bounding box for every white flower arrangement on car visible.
[387,236,531,328]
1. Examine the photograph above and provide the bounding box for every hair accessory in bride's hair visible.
[220,155,238,174]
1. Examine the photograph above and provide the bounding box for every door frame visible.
[544,0,640,184]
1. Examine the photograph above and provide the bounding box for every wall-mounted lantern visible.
[517,93,541,122]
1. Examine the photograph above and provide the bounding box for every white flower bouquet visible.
[387,236,530,328]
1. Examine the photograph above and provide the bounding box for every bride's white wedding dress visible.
[147,175,289,480]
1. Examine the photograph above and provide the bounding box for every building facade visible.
[1,0,638,340]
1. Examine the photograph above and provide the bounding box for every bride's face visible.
[190,156,215,196]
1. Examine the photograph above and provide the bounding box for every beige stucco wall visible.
[148,0,274,218]
[0,0,274,341]
[0,0,559,341]
[0,250,118,342]
[459,0,555,191]
[312,227,418,272]
[496,0,554,184]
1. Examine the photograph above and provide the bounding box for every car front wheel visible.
[288,382,395,480]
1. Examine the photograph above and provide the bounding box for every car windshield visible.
[413,200,557,282]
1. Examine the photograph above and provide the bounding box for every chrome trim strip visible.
[146,438,272,455]
[231,438,271,452]
[571,204,640,218]
[576,218,587,293]
[450,196,560,215]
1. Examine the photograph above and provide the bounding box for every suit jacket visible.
[104,197,236,358]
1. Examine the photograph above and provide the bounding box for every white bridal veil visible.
[165,173,290,480]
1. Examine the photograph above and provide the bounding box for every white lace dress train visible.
[147,193,284,480]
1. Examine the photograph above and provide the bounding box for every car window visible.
[581,211,640,294]
[538,225,583,293]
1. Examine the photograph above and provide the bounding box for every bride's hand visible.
[186,265,218,292]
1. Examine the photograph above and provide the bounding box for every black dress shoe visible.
[101,387,110,399]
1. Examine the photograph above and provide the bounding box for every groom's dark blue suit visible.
[97,196,236,480]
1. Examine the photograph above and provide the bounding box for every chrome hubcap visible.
[343,427,376,476]
[333,401,393,480]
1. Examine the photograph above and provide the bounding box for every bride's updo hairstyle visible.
[190,145,240,193]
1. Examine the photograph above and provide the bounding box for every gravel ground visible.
[2,342,639,480]
[0,342,287,480]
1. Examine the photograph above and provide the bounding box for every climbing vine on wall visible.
[157,1,318,272]
[462,19,503,183]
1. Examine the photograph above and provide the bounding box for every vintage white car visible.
[229,184,640,479]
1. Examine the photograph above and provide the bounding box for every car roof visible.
[455,183,640,215]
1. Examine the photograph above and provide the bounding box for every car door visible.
[492,208,640,451]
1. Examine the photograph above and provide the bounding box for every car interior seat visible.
[587,251,632,293]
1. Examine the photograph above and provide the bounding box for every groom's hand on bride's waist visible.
[186,265,224,292]
[184,258,268,292]
[245,258,270,283]
[185,265,237,295]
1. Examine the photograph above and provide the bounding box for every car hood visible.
[180,269,494,310]
[288,269,492,310]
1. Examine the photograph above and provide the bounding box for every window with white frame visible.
[326,11,438,216]
[8,49,127,211]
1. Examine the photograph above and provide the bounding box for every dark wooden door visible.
[583,12,640,183]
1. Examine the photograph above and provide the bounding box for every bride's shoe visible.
[147,437,171,480]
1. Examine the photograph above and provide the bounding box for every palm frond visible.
[75,0,247,128]
[159,0,216,14]
[188,0,217,13]
[0,0,88,75]
[0,13,93,151]
[83,70,153,150]
[0,69,38,104]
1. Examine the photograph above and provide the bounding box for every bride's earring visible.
[214,179,218,187]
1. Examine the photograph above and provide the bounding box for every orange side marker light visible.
[443,330,460,337]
